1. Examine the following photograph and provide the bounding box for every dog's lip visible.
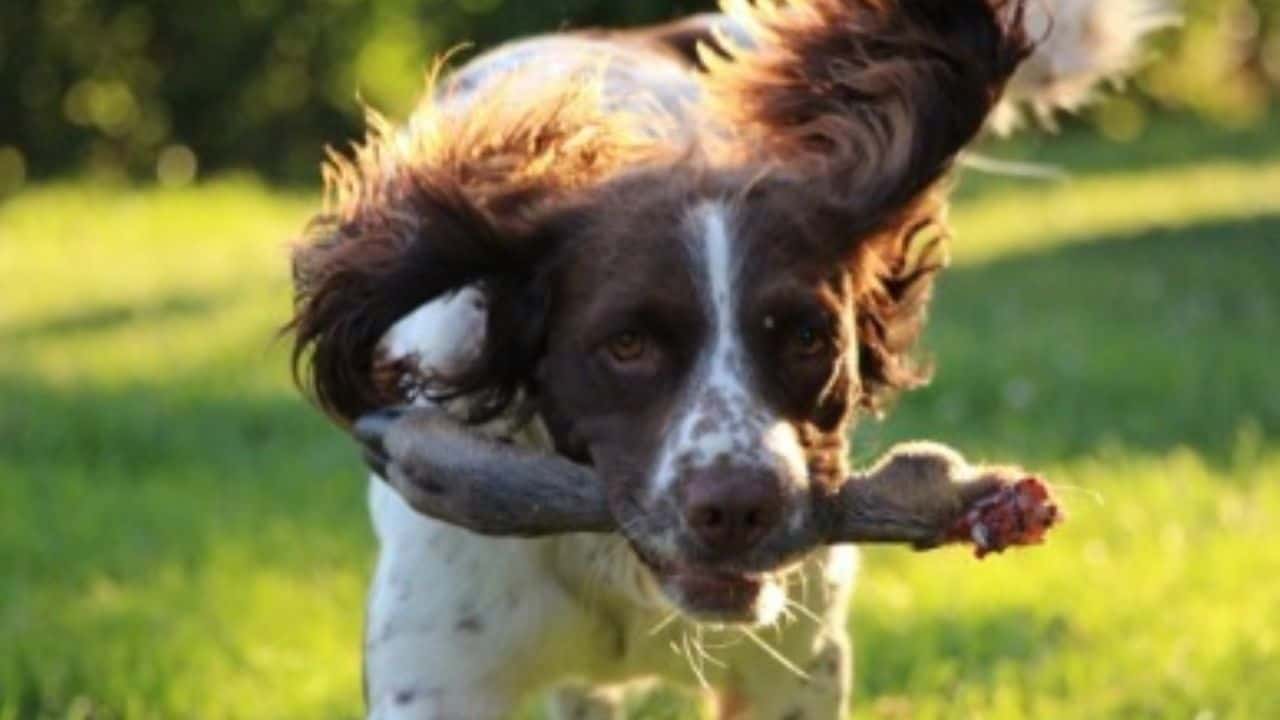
[666,566,764,595]
[661,565,766,621]
[631,545,766,618]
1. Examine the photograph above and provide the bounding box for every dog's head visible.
[290,0,1031,624]
[527,173,943,621]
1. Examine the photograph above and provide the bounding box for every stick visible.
[822,442,1060,556]
[355,408,1060,555]
[357,408,612,535]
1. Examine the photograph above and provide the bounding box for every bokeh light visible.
[0,0,1271,185]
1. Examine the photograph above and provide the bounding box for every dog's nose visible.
[681,471,783,555]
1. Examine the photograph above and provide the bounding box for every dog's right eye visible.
[605,330,650,364]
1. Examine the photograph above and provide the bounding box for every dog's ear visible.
[289,177,529,426]
[707,0,1031,410]
[706,0,1032,232]
[848,207,947,413]
[289,81,659,426]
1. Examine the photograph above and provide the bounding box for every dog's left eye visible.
[605,330,651,364]
[786,324,829,359]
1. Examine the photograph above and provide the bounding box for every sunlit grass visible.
[951,161,1280,264]
[850,447,1280,720]
[2,117,1278,718]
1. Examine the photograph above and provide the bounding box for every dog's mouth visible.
[632,546,786,625]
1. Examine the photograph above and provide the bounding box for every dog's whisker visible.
[648,611,681,637]
[785,598,826,628]
[687,629,707,680]
[694,628,745,651]
[668,637,694,684]
[777,603,797,627]
[581,546,607,608]
[1044,482,1105,507]
[691,626,727,670]
[583,537,632,611]
[739,627,810,682]
[681,631,711,690]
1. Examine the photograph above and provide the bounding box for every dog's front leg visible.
[715,547,856,720]
[546,683,624,720]
[364,479,602,720]
[720,635,851,720]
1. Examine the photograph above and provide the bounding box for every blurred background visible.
[1,0,1278,189]
[1,1,1278,718]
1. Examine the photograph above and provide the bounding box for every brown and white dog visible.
[288,1,1171,717]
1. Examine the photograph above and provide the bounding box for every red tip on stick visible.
[946,477,1061,558]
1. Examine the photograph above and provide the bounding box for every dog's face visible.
[533,173,861,623]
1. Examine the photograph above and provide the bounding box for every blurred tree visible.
[1145,0,1280,126]
[0,0,1274,188]
[0,0,705,185]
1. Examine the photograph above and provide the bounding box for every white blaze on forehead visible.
[649,201,807,498]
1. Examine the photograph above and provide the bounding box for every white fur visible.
[651,202,808,507]
[380,288,487,387]
[436,35,703,142]
[366,281,857,718]
[706,0,1177,135]
[991,0,1181,132]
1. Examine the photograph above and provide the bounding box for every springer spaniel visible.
[288,0,1172,717]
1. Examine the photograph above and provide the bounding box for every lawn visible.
[2,115,1278,719]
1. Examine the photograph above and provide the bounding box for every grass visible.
[2,115,1278,719]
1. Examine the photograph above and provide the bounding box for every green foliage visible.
[2,115,1279,718]
[2,0,1279,190]
[0,0,700,187]
[1143,0,1280,125]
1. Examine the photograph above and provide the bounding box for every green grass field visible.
[2,116,1279,719]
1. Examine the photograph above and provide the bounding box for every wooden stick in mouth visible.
[355,408,1060,557]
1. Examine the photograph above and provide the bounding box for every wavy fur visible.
[707,0,1032,213]
[290,0,1036,424]
[290,72,666,423]
[702,0,1031,408]
[992,0,1180,132]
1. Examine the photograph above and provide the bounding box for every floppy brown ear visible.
[289,78,661,426]
[289,175,527,425]
[707,0,1031,410]
[706,0,1032,227]
[849,206,948,413]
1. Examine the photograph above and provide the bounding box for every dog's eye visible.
[787,324,829,358]
[606,330,650,364]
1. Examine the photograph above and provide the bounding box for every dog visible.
[287,1,1172,717]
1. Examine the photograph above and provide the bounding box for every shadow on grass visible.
[0,370,368,583]
[0,372,371,718]
[1,372,325,471]
[861,213,1280,470]
[1,291,227,341]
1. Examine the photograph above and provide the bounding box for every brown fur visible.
[708,0,1029,199]
[289,73,674,424]
[289,0,1032,444]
